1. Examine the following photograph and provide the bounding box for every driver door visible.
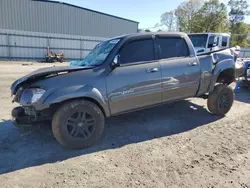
[106,37,162,115]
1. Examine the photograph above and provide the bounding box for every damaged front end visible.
[11,106,46,128]
[11,87,53,127]
[10,65,92,127]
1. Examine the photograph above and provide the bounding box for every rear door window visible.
[157,37,189,59]
[208,35,214,47]
[119,39,154,64]
[222,36,228,47]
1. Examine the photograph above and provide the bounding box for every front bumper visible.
[11,106,53,127]
[11,107,34,127]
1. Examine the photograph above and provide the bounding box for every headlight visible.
[31,88,46,103]
[21,88,46,104]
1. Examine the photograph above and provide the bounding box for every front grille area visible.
[23,106,36,116]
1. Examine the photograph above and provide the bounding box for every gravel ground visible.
[0,61,250,188]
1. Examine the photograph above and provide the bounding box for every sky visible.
[62,0,250,29]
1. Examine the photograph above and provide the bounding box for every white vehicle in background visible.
[188,33,230,54]
[188,33,244,78]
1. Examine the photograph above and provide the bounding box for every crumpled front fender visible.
[43,85,110,117]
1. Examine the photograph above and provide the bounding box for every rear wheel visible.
[52,100,105,149]
[207,84,234,116]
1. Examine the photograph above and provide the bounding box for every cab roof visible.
[109,32,187,41]
[188,33,231,36]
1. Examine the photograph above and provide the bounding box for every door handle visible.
[189,62,198,66]
[146,68,159,73]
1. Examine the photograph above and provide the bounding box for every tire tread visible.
[52,100,105,149]
[207,84,234,116]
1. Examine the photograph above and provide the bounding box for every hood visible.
[11,65,93,95]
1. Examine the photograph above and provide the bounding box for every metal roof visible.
[123,32,187,38]
[32,0,139,24]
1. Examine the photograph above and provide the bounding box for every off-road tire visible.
[207,84,235,116]
[52,100,105,149]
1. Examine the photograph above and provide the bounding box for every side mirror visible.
[207,42,217,48]
[111,55,120,69]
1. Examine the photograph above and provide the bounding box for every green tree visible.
[175,0,204,32]
[138,29,152,33]
[228,0,250,46]
[230,23,250,46]
[160,11,176,31]
[228,0,250,25]
[192,0,229,33]
[138,28,143,33]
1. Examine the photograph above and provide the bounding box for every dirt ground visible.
[0,61,250,188]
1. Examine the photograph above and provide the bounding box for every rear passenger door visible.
[155,36,200,102]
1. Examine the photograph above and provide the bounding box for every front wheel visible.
[207,84,235,116]
[52,100,105,149]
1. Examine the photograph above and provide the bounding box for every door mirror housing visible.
[111,55,120,69]
[207,42,217,48]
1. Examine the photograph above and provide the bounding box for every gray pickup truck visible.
[11,32,236,149]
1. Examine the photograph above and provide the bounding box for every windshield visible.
[81,39,120,66]
[188,34,208,48]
